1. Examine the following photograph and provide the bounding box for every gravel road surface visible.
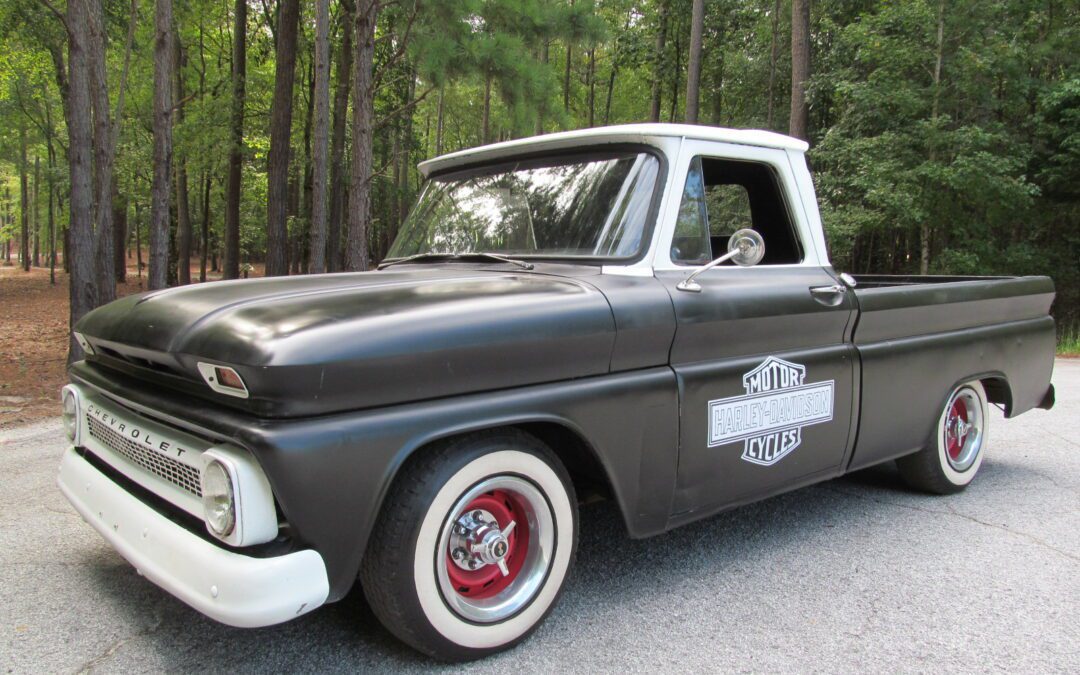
[2,361,1078,673]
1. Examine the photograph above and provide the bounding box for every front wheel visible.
[897,380,990,494]
[360,431,578,661]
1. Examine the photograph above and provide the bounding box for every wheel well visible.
[404,422,617,505]
[513,422,615,502]
[980,376,1012,415]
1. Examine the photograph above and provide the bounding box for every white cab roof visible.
[418,123,809,176]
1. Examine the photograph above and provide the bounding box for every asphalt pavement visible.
[2,361,1078,673]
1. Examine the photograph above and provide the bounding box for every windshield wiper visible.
[380,252,534,270]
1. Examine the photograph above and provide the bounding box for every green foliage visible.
[0,0,1073,330]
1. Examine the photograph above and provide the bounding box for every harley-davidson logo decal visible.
[707,356,834,466]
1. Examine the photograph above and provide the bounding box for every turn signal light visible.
[215,367,245,391]
[196,362,250,399]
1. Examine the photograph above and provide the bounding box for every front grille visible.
[86,415,203,498]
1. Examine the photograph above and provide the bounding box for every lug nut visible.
[451,547,466,560]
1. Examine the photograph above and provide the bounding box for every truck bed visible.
[847,274,1056,471]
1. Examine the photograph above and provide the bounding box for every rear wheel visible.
[898,380,989,494]
[360,430,577,661]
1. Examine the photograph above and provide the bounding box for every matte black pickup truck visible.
[57,124,1056,660]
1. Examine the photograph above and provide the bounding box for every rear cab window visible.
[670,156,803,266]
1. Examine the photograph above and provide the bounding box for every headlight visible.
[201,460,236,536]
[61,387,79,443]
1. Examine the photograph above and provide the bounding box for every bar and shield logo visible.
[707,356,834,466]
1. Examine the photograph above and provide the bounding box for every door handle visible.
[810,284,847,306]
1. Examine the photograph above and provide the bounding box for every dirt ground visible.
[0,257,259,429]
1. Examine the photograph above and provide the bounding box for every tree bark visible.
[587,48,596,126]
[327,2,353,273]
[113,194,127,282]
[200,174,211,282]
[87,0,116,303]
[344,0,378,272]
[19,125,29,272]
[47,135,56,285]
[149,0,174,291]
[482,72,492,144]
[563,43,572,113]
[33,155,40,267]
[435,84,445,153]
[265,0,301,277]
[65,0,98,359]
[789,0,811,141]
[309,0,331,274]
[224,0,246,280]
[766,0,781,129]
[650,1,669,123]
[398,71,415,232]
[921,0,946,276]
[173,32,192,285]
[685,0,705,124]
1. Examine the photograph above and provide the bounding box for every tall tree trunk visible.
[789,0,810,141]
[87,0,116,304]
[669,28,681,122]
[298,55,315,274]
[224,0,246,280]
[482,72,492,144]
[47,137,56,285]
[327,2,353,273]
[66,0,98,358]
[587,48,596,126]
[398,70,415,233]
[344,0,378,272]
[135,201,143,278]
[535,41,549,135]
[33,155,40,267]
[921,0,945,276]
[685,0,705,124]
[650,1,669,123]
[149,0,174,291]
[200,174,211,282]
[309,0,331,274]
[19,125,29,272]
[113,194,127,282]
[173,32,192,285]
[265,0,301,277]
[563,43,573,114]
[435,85,445,153]
[766,0,781,129]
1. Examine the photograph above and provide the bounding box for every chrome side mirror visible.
[676,228,765,293]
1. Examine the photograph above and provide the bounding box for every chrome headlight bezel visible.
[200,446,279,546]
[61,385,81,445]
[201,459,236,537]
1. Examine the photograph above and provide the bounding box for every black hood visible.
[75,267,616,416]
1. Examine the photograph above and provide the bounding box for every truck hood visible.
[75,268,616,416]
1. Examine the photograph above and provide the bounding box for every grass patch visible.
[1059,325,1080,357]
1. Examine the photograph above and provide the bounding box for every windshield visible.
[387,151,660,261]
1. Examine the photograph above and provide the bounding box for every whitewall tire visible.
[898,380,990,494]
[360,430,578,661]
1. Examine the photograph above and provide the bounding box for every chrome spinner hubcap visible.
[449,508,517,576]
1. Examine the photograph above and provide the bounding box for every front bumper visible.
[58,447,329,627]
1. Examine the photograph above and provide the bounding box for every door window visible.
[670,157,803,266]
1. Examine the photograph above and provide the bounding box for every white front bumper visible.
[58,447,329,628]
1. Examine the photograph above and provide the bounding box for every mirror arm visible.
[675,249,739,293]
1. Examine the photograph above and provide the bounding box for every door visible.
[655,144,857,516]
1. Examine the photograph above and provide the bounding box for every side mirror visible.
[676,229,765,292]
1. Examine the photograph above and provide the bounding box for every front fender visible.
[71,361,678,602]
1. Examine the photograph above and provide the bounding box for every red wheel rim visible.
[445,489,530,599]
[946,397,969,460]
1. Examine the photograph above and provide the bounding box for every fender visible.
[71,360,679,602]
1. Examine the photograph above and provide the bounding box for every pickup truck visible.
[57,124,1057,661]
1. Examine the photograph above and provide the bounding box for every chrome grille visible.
[86,415,203,498]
